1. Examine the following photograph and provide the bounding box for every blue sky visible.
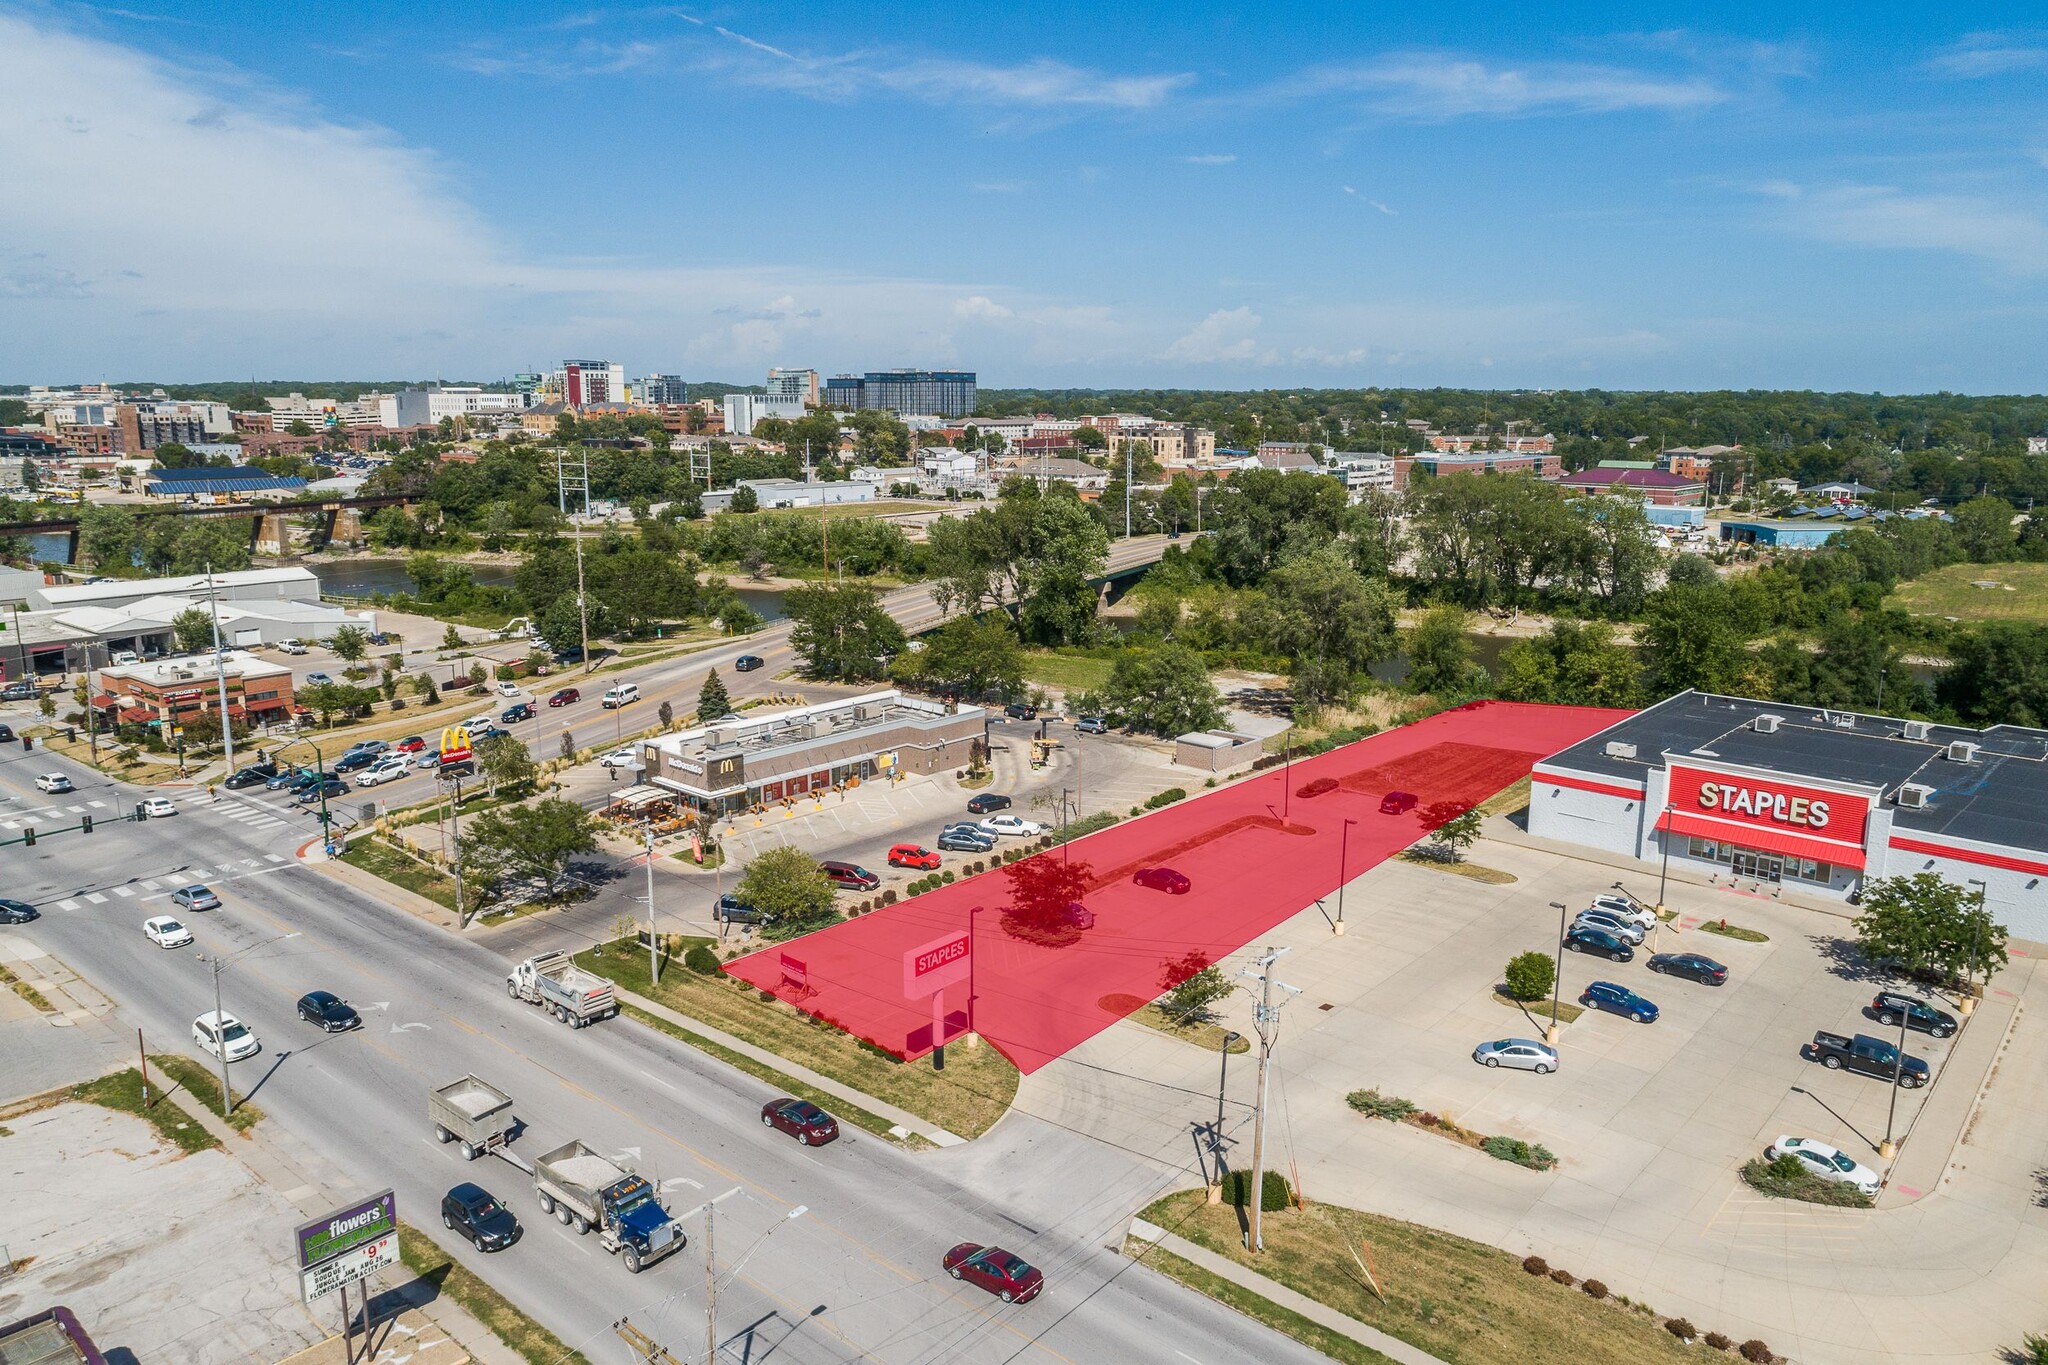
[4,1,2048,391]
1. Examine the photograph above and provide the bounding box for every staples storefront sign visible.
[1662,764,1871,867]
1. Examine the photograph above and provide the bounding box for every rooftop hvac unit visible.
[1752,714,1782,734]
[1897,784,1933,809]
[1901,720,1932,741]
[1830,713,1857,729]
[1603,741,1637,759]
[1948,740,1980,763]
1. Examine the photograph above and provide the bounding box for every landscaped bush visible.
[683,945,721,975]
[1345,1088,1419,1122]
[1144,787,1188,810]
[1666,1319,1696,1342]
[1521,1255,1549,1276]
[1223,1169,1292,1212]
[1741,1157,1873,1208]
[1582,1279,1607,1299]
[1705,1332,1732,1351]
[1549,1268,1574,1286]
[1739,1341,1774,1363]
[941,869,955,883]
[1481,1135,1559,1171]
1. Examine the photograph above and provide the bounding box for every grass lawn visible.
[340,836,461,914]
[1696,919,1769,943]
[1397,851,1517,884]
[1478,776,1532,819]
[1491,991,1585,1025]
[149,1053,264,1134]
[1021,648,1118,693]
[398,1224,587,1365]
[1142,1245,1400,1365]
[1889,561,2048,624]
[576,943,1019,1138]
[1101,995,1252,1052]
[75,1067,219,1155]
[0,961,54,1013]
[1140,1190,1722,1365]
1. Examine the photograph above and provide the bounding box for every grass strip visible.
[397,1224,587,1365]
[340,836,461,914]
[1141,1189,1719,1365]
[1138,1245,1400,1365]
[1397,851,1518,884]
[75,1067,219,1155]
[1696,920,1769,943]
[1492,991,1585,1024]
[1020,648,1117,692]
[1101,996,1251,1052]
[577,944,1018,1138]
[619,1003,925,1145]
[149,1053,264,1134]
[0,960,55,1013]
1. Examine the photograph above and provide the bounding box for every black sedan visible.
[1647,952,1728,986]
[295,778,348,803]
[441,1183,521,1252]
[0,898,40,925]
[966,793,1012,815]
[761,1097,840,1145]
[332,750,380,774]
[296,990,360,1032]
[1133,867,1192,895]
[1564,925,1634,962]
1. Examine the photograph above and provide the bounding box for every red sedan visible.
[1132,867,1192,895]
[760,1097,839,1145]
[888,843,941,871]
[548,687,580,707]
[395,735,427,753]
[943,1243,1044,1303]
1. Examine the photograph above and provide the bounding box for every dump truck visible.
[531,1139,685,1273]
[429,1074,517,1161]
[507,951,617,1028]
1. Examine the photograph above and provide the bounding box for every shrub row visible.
[1519,1256,1772,1359]
[1143,787,1188,810]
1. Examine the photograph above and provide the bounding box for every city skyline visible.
[4,3,2048,391]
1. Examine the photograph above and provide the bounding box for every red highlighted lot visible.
[724,701,1631,1074]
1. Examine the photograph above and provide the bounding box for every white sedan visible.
[977,813,1046,838]
[598,747,640,770]
[143,915,194,949]
[495,681,524,698]
[33,772,73,794]
[138,796,178,817]
[1766,1136,1882,1196]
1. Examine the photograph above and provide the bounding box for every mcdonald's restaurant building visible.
[639,689,987,816]
[1529,690,2048,942]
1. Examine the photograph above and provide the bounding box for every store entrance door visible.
[1730,850,1783,882]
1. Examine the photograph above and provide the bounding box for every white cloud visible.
[1181,153,1236,164]
[1163,307,1265,364]
[1342,186,1397,215]
[1768,183,2048,276]
[1925,32,2048,78]
[1303,52,1727,118]
[954,295,1013,319]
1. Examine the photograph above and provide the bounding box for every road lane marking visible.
[83,893,106,904]
[56,899,79,912]
[112,887,134,898]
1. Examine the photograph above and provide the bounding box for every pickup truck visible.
[531,1140,686,1274]
[429,1074,517,1161]
[1808,1030,1929,1088]
[507,951,617,1028]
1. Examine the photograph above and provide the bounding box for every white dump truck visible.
[531,1139,685,1274]
[507,951,617,1028]
[428,1074,517,1161]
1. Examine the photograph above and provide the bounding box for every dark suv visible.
[441,1183,521,1252]
[714,893,767,926]
[1004,702,1037,721]
[1872,992,1958,1038]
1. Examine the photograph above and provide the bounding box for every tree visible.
[738,846,839,941]
[467,662,488,691]
[1937,623,2048,726]
[462,798,597,904]
[328,624,369,664]
[1493,620,1643,708]
[1429,810,1483,861]
[907,614,1025,699]
[1640,584,1769,697]
[170,605,218,655]
[297,680,348,726]
[924,484,1109,645]
[1101,644,1223,735]
[1502,951,1555,1003]
[474,734,538,797]
[784,581,905,682]
[1203,468,1350,586]
[657,699,675,730]
[1404,605,1484,695]
[78,505,137,573]
[442,624,464,651]
[1575,497,1665,613]
[1952,495,2017,563]
[1854,873,2009,988]
[1070,425,1109,451]
[1240,544,1399,708]
[698,668,731,721]
[1156,950,1232,1026]
[1665,553,1718,588]
[729,484,759,513]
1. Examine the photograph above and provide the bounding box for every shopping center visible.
[1529,691,2048,940]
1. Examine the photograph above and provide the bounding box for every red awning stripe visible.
[1657,810,1866,870]
[1532,768,1646,801]
[1888,836,2048,878]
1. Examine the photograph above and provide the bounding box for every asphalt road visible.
[0,737,1330,1365]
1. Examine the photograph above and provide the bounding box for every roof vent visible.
[1603,741,1637,759]
[1901,720,1932,741]
[1948,740,1980,763]
[1752,714,1782,734]
[1897,783,1933,809]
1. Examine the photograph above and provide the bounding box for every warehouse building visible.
[1529,691,2048,941]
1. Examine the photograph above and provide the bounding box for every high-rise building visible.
[766,368,820,406]
[638,374,688,406]
[822,370,976,418]
[556,360,627,408]
[722,392,807,436]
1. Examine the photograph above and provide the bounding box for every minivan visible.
[601,682,640,709]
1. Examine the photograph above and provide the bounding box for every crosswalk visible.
[197,795,296,831]
[0,799,109,830]
[50,855,289,912]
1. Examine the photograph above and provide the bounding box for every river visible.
[303,557,788,622]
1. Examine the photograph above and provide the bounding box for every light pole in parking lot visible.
[1209,1029,1242,1202]
[1546,901,1567,1046]
[196,929,299,1118]
[1961,878,1987,1016]
[1878,994,1912,1162]
[1334,818,1357,936]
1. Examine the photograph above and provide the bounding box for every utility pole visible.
[1237,946,1301,1252]
[556,448,592,673]
[644,822,661,986]
[447,774,468,927]
[1547,901,1567,1046]
[1124,441,1133,538]
[204,563,235,776]
[703,1197,717,1365]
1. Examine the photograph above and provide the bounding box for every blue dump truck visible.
[531,1140,685,1273]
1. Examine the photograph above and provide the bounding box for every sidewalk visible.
[1125,1220,1452,1365]
[614,983,966,1146]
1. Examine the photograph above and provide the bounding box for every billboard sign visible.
[294,1189,397,1271]
[438,725,473,766]
[299,1232,399,1303]
[903,930,971,998]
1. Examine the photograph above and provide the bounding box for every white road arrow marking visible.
[391,1022,431,1033]
[364,1002,391,1012]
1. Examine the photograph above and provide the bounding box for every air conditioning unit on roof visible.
[1752,714,1782,734]
[1603,741,1637,759]
[1901,720,1932,741]
[1897,783,1932,809]
[1948,740,1980,763]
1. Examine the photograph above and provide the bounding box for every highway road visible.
[0,724,1328,1365]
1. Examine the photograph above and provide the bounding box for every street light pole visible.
[1878,998,1911,1161]
[199,930,300,1118]
[203,563,235,777]
[1210,1029,1242,1203]
[1547,901,1567,1047]
[1962,878,1986,1016]
[1335,818,1356,936]
[644,822,660,986]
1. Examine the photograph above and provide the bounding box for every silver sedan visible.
[1472,1037,1559,1074]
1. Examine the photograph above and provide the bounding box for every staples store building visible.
[1528,691,2048,941]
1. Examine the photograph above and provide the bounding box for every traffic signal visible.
[133,807,147,821]
[19,736,29,751]
[22,827,33,846]
[81,815,92,833]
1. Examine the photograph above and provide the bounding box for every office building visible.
[377,387,532,429]
[555,360,627,408]
[766,368,820,406]
[638,374,689,406]
[823,370,977,418]
[721,392,807,436]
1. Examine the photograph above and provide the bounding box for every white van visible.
[601,682,639,709]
